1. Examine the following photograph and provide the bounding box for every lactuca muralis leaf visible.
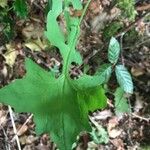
[0,58,106,150]
[0,0,108,149]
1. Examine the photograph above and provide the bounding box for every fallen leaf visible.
[94,109,112,120]
[134,93,144,112]
[3,44,18,67]
[111,138,124,150]
[22,22,44,39]
[108,129,122,138]
[0,110,7,126]
[131,67,145,77]
[107,117,122,138]
[24,38,49,52]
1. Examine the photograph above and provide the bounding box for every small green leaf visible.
[90,119,109,144]
[13,0,28,18]
[114,87,131,115]
[108,37,120,64]
[96,64,112,83]
[115,65,133,93]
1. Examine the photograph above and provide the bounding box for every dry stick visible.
[120,33,125,66]
[12,114,33,142]
[17,114,33,136]
[8,106,21,150]
[115,12,149,38]
[132,113,150,122]
[136,4,150,11]
[127,97,134,145]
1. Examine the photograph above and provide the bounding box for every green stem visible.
[64,0,70,33]
[62,0,91,76]
[79,0,91,25]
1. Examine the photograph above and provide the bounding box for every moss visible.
[124,28,139,45]
[103,21,123,40]
[117,0,137,21]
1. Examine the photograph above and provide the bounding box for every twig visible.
[136,4,150,11]
[127,98,134,145]
[115,12,149,38]
[17,114,33,136]
[132,113,150,122]
[79,0,91,25]
[12,114,33,142]
[120,33,125,66]
[8,106,21,150]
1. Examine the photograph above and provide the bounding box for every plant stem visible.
[64,0,70,33]
[79,0,91,25]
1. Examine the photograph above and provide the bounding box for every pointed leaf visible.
[114,87,131,115]
[115,65,133,93]
[95,64,112,83]
[108,37,120,64]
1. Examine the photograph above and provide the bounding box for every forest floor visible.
[0,0,150,150]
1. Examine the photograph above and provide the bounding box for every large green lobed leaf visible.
[0,58,107,150]
[0,0,108,149]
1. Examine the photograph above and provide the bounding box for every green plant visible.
[13,0,28,18]
[0,0,28,42]
[116,0,137,21]
[103,21,123,40]
[0,0,133,150]
[108,37,133,93]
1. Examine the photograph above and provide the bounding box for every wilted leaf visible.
[22,23,44,39]
[94,110,112,120]
[131,67,145,77]
[115,65,133,93]
[25,38,49,52]
[107,117,122,138]
[3,44,17,67]
[108,37,120,64]
[108,129,122,138]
